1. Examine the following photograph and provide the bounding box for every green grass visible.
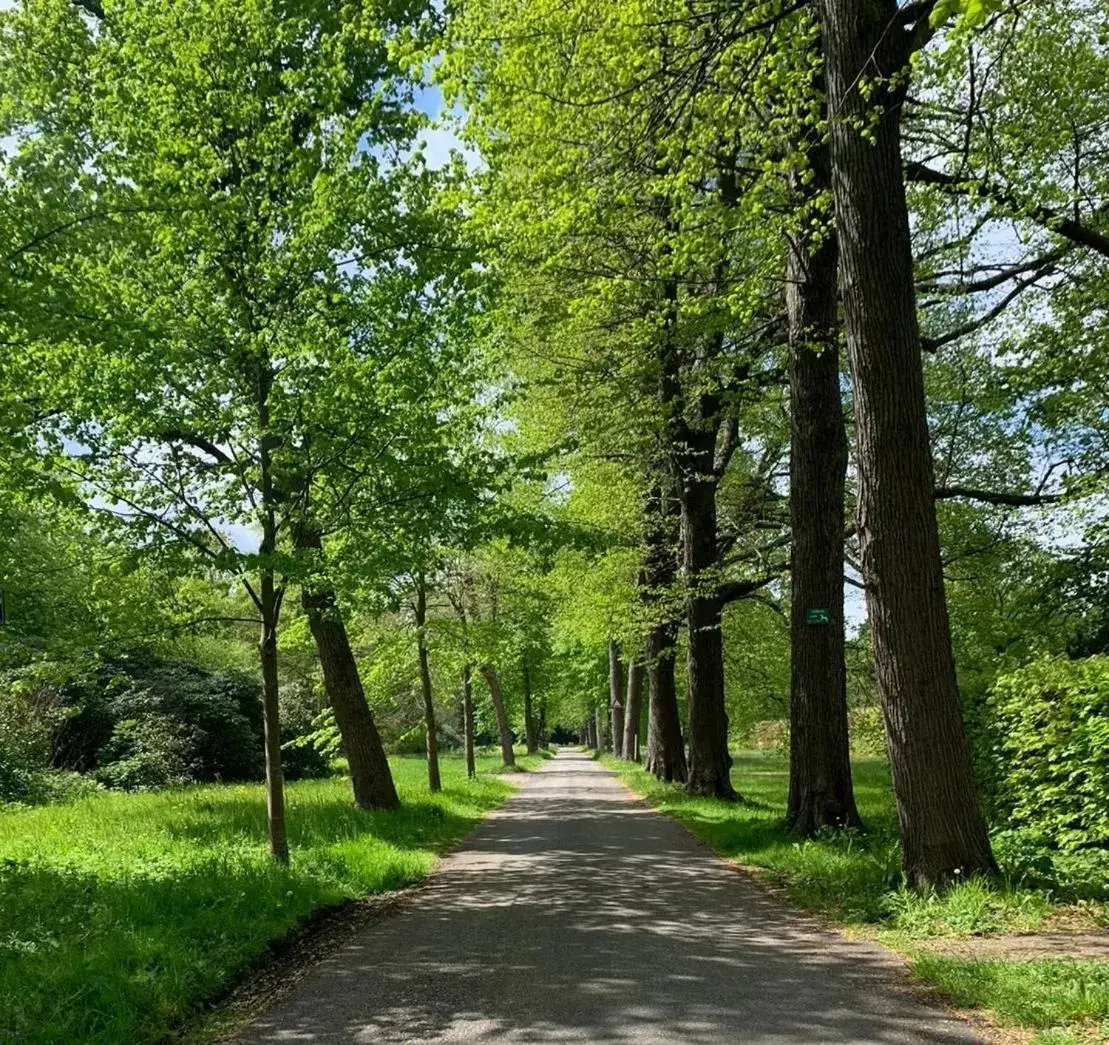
[911,955,1109,1039]
[606,750,1109,1041]
[0,753,525,1045]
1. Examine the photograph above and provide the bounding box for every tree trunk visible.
[642,481,687,782]
[785,117,862,836]
[538,694,548,748]
[608,640,625,756]
[594,704,607,753]
[819,0,996,885]
[522,660,539,754]
[461,664,476,779]
[681,441,738,800]
[256,362,288,863]
[622,650,644,762]
[479,664,516,768]
[415,575,441,793]
[258,578,288,864]
[298,530,399,810]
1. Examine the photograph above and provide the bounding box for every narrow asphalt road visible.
[234,749,984,1044]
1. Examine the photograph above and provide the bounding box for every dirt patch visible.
[915,931,1109,963]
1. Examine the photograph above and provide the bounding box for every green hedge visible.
[989,655,1109,853]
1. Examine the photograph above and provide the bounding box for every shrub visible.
[989,655,1109,854]
[278,690,334,780]
[0,683,57,802]
[94,715,204,790]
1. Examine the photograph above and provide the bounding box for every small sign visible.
[805,608,830,625]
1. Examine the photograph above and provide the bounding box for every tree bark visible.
[461,664,476,779]
[415,575,441,793]
[522,659,539,754]
[622,650,644,762]
[479,664,516,768]
[298,530,399,810]
[608,640,625,756]
[819,0,996,885]
[642,481,687,782]
[594,704,607,753]
[681,434,738,799]
[258,578,288,864]
[256,360,288,863]
[785,111,862,836]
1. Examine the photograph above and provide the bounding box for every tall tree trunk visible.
[594,704,607,753]
[608,640,625,756]
[522,659,539,754]
[479,664,516,768]
[646,623,685,780]
[819,0,996,885]
[538,694,548,748]
[297,530,399,810]
[681,435,738,799]
[643,481,687,782]
[256,362,288,863]
[415,575,440,793]
[785,119,862,836]
[461,664,476,779]
[622,650,644,762]
[258,576,288,864]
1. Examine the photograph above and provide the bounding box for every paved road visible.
[235,750,984,1044]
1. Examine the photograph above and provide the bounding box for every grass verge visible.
[604,750,1109,1043]
[0,753,527,1045]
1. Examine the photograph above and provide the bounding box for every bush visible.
[45,652,265,785]
[94,715,204,790]
[278,689,335,780]
[989,655,1109,854]
[0,683,57,802]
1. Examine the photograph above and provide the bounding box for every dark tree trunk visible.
[785,119,862,836]
[819,0,996,885]
[415,576,440,793]
[642,481,687,782]
[522,660,539,754]
[646,623,686,780]
[298,530,399,810]
[461,664,476,778]
[681,436,738,800]
[479,664,516,768]
[622,650,644,762]
[258,577,288,864]
[608,640,625,756]
[255,364,288,863]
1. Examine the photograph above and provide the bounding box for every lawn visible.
[605,751,1109,1044]
[0,752,537,1045]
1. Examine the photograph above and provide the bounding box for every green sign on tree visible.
[805,608,830,625]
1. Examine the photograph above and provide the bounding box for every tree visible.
[782,22,861,835]
[0,0,458,853]
[608,640,625,756]
[817,0,996,884]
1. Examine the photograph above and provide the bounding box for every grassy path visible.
[0,753,541,1045]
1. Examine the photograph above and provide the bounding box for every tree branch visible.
[934,484,1064,507]
[906,162,1109,259]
